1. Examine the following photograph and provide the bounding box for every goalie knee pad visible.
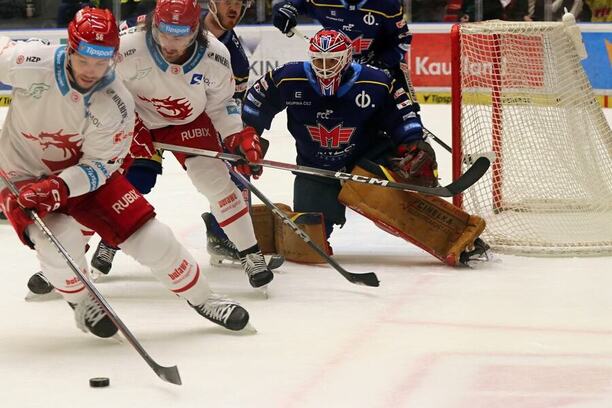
[184,156,257,251]
[338,163,486,266]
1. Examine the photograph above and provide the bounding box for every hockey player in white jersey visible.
[114,0,274,289]
[0,7,250,338]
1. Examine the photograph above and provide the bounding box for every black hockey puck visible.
[89,377,110,388]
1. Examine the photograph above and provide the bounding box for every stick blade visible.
[154,364,182,385]
[446,156,491,195]
[347,272,380,287]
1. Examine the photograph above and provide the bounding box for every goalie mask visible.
[308,29,353,96]
[152,0,201,52]
[208,0,253,31]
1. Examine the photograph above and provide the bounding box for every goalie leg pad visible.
[250,203,291,254]
[250,203,330,263]
[338,164,486,266]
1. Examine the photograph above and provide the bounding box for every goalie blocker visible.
[338,161,486,266]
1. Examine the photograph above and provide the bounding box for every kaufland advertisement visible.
[1,24,610,107]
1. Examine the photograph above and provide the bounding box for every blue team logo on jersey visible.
[190,73,203,84]
[306,124,355,149]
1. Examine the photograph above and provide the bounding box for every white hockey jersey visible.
[0,37,135,197]
[116,27,242,139]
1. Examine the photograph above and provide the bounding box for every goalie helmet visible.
[153,0,201,37]
[308,29,353,96]
[67,7,119,59]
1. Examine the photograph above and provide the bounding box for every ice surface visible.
[1,106,612,407]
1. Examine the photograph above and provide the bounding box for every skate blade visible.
[209,254,239,266]
[265,255,285,270]
[24,290,62,302]
[257,285,269,299]
[463,251,495,268]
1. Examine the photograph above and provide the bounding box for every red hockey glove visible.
[1,191,35,247]
[17,176,69,215]
[224,126,263,178]
[392,140,439,187]
[129,114,155,160]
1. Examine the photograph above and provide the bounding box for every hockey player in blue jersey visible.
[272,0,416,101]
[242,29,489,266]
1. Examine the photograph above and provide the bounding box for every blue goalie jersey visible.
[242,61,423,171]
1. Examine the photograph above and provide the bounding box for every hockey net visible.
[451,21,612,256]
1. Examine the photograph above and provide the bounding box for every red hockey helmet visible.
[154,0,201,36]
[308,29,353,96]
[67,7,119,59]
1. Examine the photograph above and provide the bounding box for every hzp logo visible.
[355,91,371,108]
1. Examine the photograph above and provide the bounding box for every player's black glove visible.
[390,140,439,187]
[273,2,298,37]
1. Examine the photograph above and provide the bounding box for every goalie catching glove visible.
[390,140,439,187]
[224,126,263,178]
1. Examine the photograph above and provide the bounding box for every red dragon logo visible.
[138,95,193,120]
[22,130,83,172]
[306,124,355,149]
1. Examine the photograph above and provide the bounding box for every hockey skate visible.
[202,212,284,270]
[70,293,118,338]
[188,293,250,331]
[459,238,491,267]
[24,271,61,301]
[90,241,118,279]
[239,245,274,290]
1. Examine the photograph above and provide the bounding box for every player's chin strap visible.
[153,142,491,197]
[0,169,182,386]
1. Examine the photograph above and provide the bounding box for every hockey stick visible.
[0,171,182,386]
[227,168,380,287]
[154,142,490,197]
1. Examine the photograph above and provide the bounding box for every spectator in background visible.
[583,0,611,22]
[460,0,505,21]
[412,0,448,22]
[57,0,84,27]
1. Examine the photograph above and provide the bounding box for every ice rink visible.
[1,105,612,408]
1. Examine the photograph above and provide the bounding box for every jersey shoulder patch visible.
[93,81,135,128]
[206,34,231,69]
[272,61,308,85]
[12,41,54,68]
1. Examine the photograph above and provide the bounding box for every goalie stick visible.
[0,170,182,386]
[228,169,380,287]
[154,143,490,197]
